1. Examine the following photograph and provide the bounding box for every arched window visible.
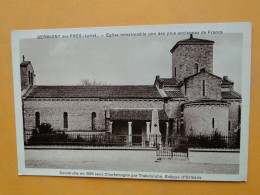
[174,67,177,78]
[194,63,198,74]
[64,112,68,129]
[92,112,96,130]
[35,112,40,128]
[202,80,205,96]
[212,118,215,129]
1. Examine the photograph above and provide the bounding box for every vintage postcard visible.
[11,22,251,181]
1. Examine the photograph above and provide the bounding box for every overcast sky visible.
[20,33,242,92]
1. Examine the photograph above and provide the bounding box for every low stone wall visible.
[188,148,240,164]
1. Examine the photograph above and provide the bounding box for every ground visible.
[25,149,239,174]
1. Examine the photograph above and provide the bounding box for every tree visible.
[79,78,106,86]
[38,123,54,134]
[28,123,72,145]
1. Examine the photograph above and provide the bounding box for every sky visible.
[20,33,243,92]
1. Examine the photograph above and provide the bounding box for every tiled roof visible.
[185,98,229,105]
[110,109,169,121]
[221,91,241,99]
[158,78,179,86]
[25,85,163,99]
[165,91,185,98]
[170,36,214,53]
[20,61,31,67]
[222,78,234,85]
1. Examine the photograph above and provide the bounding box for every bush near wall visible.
[27,124,125,146]
[27,123,74,145]
[171,131,240,153]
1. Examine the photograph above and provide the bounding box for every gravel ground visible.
[25,149,239,174]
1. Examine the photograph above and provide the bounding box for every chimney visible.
[190,34,193,39]
[223,76,228,80]
[22,55,25,62]
[200,68,205,73]
[156,75,160,80]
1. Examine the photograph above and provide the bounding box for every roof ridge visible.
[20,61,31,67]
[160,77,176,79]
[33,85,156,87]
[184,71,222,81]
[25,85,163,99]
[110,108,163,110]
[180,37,214,42]
[187,99,229,104]
[222,77,234,84]
[22,85,35,98]
[230,90,242,97]
[170,36,214,53]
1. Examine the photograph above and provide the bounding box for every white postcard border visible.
[12,22,252,181]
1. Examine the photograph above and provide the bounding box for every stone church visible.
[21,35,241,144]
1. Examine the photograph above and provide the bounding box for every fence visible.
[157,134,240,158]
[24,132,161,148]
[24,131,240,151]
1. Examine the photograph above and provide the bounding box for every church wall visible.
[23,99,164,132]
[172,44,213,81]
[20,64,34,91]
[164,100,184,135]
[226,100,241,133]
[185,72,222,101]
[183,104,229,136]
[164,100,183,119]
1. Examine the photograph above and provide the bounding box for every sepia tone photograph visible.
[12,23,251,181]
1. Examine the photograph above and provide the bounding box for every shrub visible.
[27,123,73,145]
[38,123,54,134]
[171,131,229,153]
[93,133,125,146]
[73,135,87,143]
[69,133,125,146]
[209,131,227,148]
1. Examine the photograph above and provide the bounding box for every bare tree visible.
[79,78,106,86]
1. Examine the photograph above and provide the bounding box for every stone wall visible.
[185,72,222,101]
[188,148,240,164]
[172,44,213,81]
[164,100,184,134]
[226,100,241,133]
[183,103,229,136]
[20,63,34,91]
[23,99,164,131]
[163,100,183,119]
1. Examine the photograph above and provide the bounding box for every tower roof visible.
[20,55,32,67]
[170,34,214,53]
[20,61,31,67]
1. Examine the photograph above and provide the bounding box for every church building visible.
[21,35,241,145]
